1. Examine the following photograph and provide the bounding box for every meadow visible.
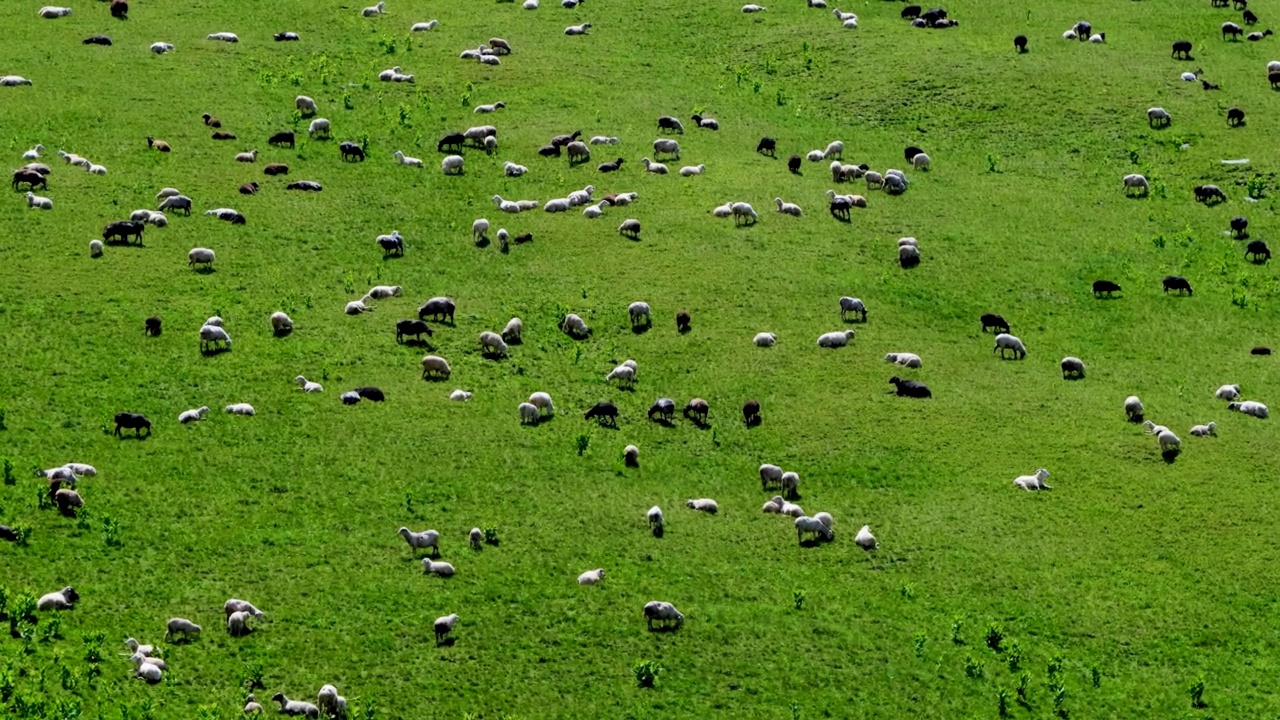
[2,0,1280,717]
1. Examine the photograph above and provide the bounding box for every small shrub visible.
[1053,685,1067,718]
[343,93,354,111]
[57,698,83,720]
[1089,665,1101,688]
[83,631,105,663]
[752,79,762,94]
[2,457,12,484]
[775,89,786,107]
[1128,148,1140,165]
[398,104,412,128]
[913,632,927,658]
[1151,234,1166,249]
[59,663,76,691]
[483,527,499,545]
[996,688,1010,717]
[984,622,1004,652]
[242,661,265,691]
[1188,678,1206,709]
[963,655,984,679]
[790,702,801,720]
[1248,175,1268,198]
[1016,672,1030,703]
[378,36,397,54]
[1047,654,1065,678]
[632,660,662,688]
[40,614,61,642]
[1006,641,1022,672]
[950,615,964,644]
[987,154,999,173]
[102,515,122,548]
[792,589,806,611]
[575,434,590,456]
[899,583,914,600]
[0,668,13,702]
[1231,287,1248,309]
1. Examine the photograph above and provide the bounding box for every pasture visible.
[2,0,1280,717]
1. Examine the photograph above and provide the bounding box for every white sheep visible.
[731,202,758,226]
[854,525,878,550]
[823,140,844,159]
[742,3,766,11]
[611,192,638,206]
[679,164,706,176]
[411,19,439,31]
[1124,395,1144,421]
[362,1,387,16]
[503,161,528,177]
[155,188,181,200]
[21,144,42,161]
[565,22,592,35]
[590,136,620,145]
[308,118,330,138]
[187,248,216,269]
[472,218,490,241]
[150,42,174,54]
[567,185,595,206]
[502,317,523,344]
[433,613,459,642]
[606,364,636,386]
[644,601,684,630]
[1089,33,1105,43]
[1215,384,1241,401]
[344,300,370,315]
[207,32,240,42]
[1228,401,1269,418]
[774,198,802,216]
[268,312,294,335]
[1157,430,1181,453]
[295,95,317,115]
[178,406,210,423]
[1147,107,1171,127]
[0,75,34,85]
[36,587,77,610]
[422,559,456,577]
[135,660,163,683]
[317,687,340,719]
[479,331,509,357]
[762,497,782,513]
[528,391,554,417]
[562,313,590,337]
[204,208,241,221]
[993,333,1026,359]
[199,324,232,351]
[795,516,832,543]
[652,138,680,159]
[450,390,472,402]
[582,202,607,218]
[1142,421,1169,436]
[441,155,464,175]
[781,471,799,497]
[367,285,402,300]
[25,192,52,210]
[777,497,804,518]
[816,330,856,348]
[814,512,834,530]
[421,355,451,379]
[270,694,318,718]
[647,505,664,529]
[843,17,859,28]
[1062,28,1077,39]
[89,239,103,257]
[754,332,777,347]
[1123,173,1149,195]
[1061,356,1085,379]
[398,527,440,555]
[469,527,483,548]
[1013,468,1050,491]
[394,150,423,167]
[157,194,191,214]
[885,352,922,369]
[624,444,639,466]
[225,403,255,416]
[1189,422,1217,437]
[806,149,825,162]
[227,611,253,636]
[686,498,718,513]
[295,376,323,393]
[641,157,669,174]
[832,8,856,20]
[38,6,73,18]
[839,296,867,321]
[628,301,652,327]
[577,569,605,585]
[911,152,931,170]
[340,391,361,405]
[165,618,202,641]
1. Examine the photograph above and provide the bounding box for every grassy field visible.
[2,0,1280,717]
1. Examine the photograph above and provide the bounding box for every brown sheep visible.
[676,311,691,333]
[144,316,162,336]
[742,400,761,426]
[211,131,237,140]
[147,136,170,152]
[202,113,222,128]
[12,169,47,191]
[239,182,259,195]
[110,0,128,18]
[263,163,289,176]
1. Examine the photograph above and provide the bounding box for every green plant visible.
[1047,654,1065,678]
[789,701,801,720]
[1089,665,1101,688]
[1016,672,1030,703]
[102,515,122,547]
[632,660,662,688]
[1231,287,1248,309]
[0,668,13,702]
[963,655,984,679]
[83,631,105,663]
[1248,175,1268,198]
[483,527,499,545]
[40,614,61,641]
[1151,233,1166,249]
[996,688,1009,717]
[775,89,786,106]
[575,434,590,456]
[950,615,964,644]
[1053,685,1067,718]
[987,154,999,173]
[59,662,76,691]
[2,457,12,483]
[242,661,265,691]
[792,589,806,611]
[398,104,411,128]
[984,622,1004,652]
[1188,678,1206,708]
[343,93,354,111]
[913,632,926,658]
[899,583,915,600]
[1006,641,1022,672]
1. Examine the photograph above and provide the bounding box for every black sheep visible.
[355,387,385,402]
[1014,35,1027,53]
[1092,280,1122,297]
[268,131,295,147]
[597,158,624,173]
[787,154,802,174]
[396,319,431,342]
[756,137,776,156]
[114,412,152,437]
[742,400,761,426]
[418,298,456,323]
[437,133,465,152]
[1231,216,1249,238]
[1246,240,1271,262]
[901,4,921,18]
[1194,185,1226,203]
[675,311,691,333]
[889,376,932,398]
[980,313,1009,334]
[1251,346,1272,355]
[1172,40,1193,58]
[1227,106,1246,126]
[1163,275,1194,295]
[648,398,675,423]
[584,401,618,426]
[83,35,112,45]
[144,316,162,336]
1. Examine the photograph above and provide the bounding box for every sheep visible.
[565,22,592,35]
[1157,430,1181,454]
[36,587,78,611]
[1193,185,1226,204]
[157,194,192,215]
[271,694,319,718]
[367,285,402,300]
[647,398,676,423]
[398,527,440,556]
[628,301,652,327]
[742,3,766,11]
[754,332,777,347]
[806,150,826,163]
[679,164,706,176]
[393,150,423,167]
[184,247,217,271]
[504,161,528,177]
[341,391,361,405]
[911,152,932,170]
[207,32,240,42]
[200,324,232,351]
[244,696,264,714]
[1216,384,1242,401]
[864,170,884,189]
[274,31,300,41]
[605,364,637,387]
[433,613,459,643]
[412,19,440,31]
[377,230,405,257]
[419,297,456,323]
[472,218,490,242]
[227,610,255,636]
[1190,422,1217,437]
[758,463,784,491]
[993,333,1026,359]
[817,330,856,348]
[441,155,465,175]
[422,559,456,577]
[590,136,620,145]
[885,352,922,369]
[421,355,452,379]
[839,296,867,322]
[135,660,163,683]
[295,96,317,116]
[623,444,640,467]
[822,140,844,160]
[362,1,387,16]
[584,401,619,425]
[0,75,33,86]
[774,197,802,216]
[1162,275,1194,295]
[22,144,43,161]
[1246,241,1272,263]
[640,157,669,175]
[619,219,642,238]
[1013,468,1051,491]
[205,208,244,223]
[683,398,709,424]
[513,401,540,425]
[1228,106,1247,126]
[1228,400,1269,418]
[610,192,639,206]
[566,141,591,164]
[644,601,684,630]
[576,568,606,586]
[25,192,52,210]
[567,185,595,206]
[225,403,255,416]
[528,392,554,417]
[1172,40,1193,58]
[316,687,341,720]
[833,7,857,20]
[165,618,202,642]
[89,239,103,258]
[295,376,322,393]
[796,516,833,543]
[779,470,799,497]
[686,498,718,514]
[1147,107,1172,127]
[344,300,370,315]
[1224,21,1244,40]
[1088,32,1105,43]
[646,505,665,532]
[652,138,680,160]
[38,6,73,18]
[308,118,331,138]
[691,114,718,130]
[731,202,758,226]
[179,406,210,423]
[479,330,509,358]
[1061,357,1085,379]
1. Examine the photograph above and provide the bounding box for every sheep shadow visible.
[273,328,292,338]
[651,525,664,538]
[399,338,434,350]
[798,537,828,549]
[480,351,507,361]
[686,418,711,430]
[829,212,852,224]
[647,624,680,634]
[1200,197,1226,207]
[631,324,652,335]
[200,346,231,357]
[589,419,619,430]
[649,417,675,428]
[474,237,491,249]
[1062,374,1085,381]
[436,637,456,648]
[677,324,691,335]
[1162,448,1181,463]
[194,266,217,275]
[899,258,920,269]
[744,415,762,428]
[625,456,639,468]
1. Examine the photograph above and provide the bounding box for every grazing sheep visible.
[1157,430,1181,453]
[754,332,777,347]
[199,324,232,352]
[1162,275,1193,295]
[652,138,680,160]
[89,239,104,258]
[143,316,164,337]
[1124,395,1145,422]
[187,247,216,269]
[528,391,554,417]
[561,313,591,338]
[731,202,758,226]
[796,516,833,543]
[1252,346,1271,355]
[980,313,1010,334]
[1224,21,1245,40]
[1217,384,1242,401]
[1228,107,1247,127]
[394,150,424,166]
[502,317,523,344]
[644,601,684,630]
[1194,185,1226,204]
[854,525,878,550]
[308,118,330,138]
[420,355,451,379]
[1172,40,1193,58]
[628,301,652,327]
[619,218,642,238]
[53,489,83,515]
[441,155,464,174]
[433,613,459,643]
[1190,422,1217,437]
[517,401,541,425]
[377,230,405,257]
[584,401,618,426]
[1228,400,1269,418]
[839,296,867,321]
[993,333,1026,359]
[225,610,255,637]
[676,310,691,333]
[1093,280,1122,297]
[1013,468,1051,491]
[885,352,922,369]
[682,398,709,424]
[1147,107,1172,127]
[647,398,676,423]
[157,194,192,215]
[1246,240,1272,262]
[479,331,509,358]
[419,297,456,323]
[817,330,856,348]
[270,694,318,718]
[759,464,784,491]
[165,618,202,642]
[806,150,825,163]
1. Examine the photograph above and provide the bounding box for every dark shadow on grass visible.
[200,346,231,357]
[436,637,456,648]
[1162,448,1180,464]
[274,328,292,338]
[649,417,674,428]
[194,266,216,275]
[651,525,664,538]
[631,324,651,335]
[399,338,434,350]
[474,237,490,249]
[744,415,761,428]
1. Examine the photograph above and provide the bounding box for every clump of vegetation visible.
[1188,678,1206,709]
[792,589,806,611]
[984,622,1004,652]
[632,660,661,689]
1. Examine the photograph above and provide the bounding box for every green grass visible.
[2,0,1280,717]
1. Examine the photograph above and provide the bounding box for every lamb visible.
[584,401,619,426]
[528,391,554,417]
[199,324,232,351]
[308,118,331,138]
[480,331,509,358]
[504,161,528,177]
[732,202,758,226]
[422,559,456,577]
[806,150,825,162]
[394,150,423,167]
[796,516,833,543]
[743,3,766,10]
[1060,356,1085,379]
[135,660,163,683]
[759,463,784,491]
[641,157,669,174]
[421,355,452,379]
[561,314,591,338]
[652,138,680,159]
[1093,280,1122,297]
[472,218,490,242]
[341,391,361,405]
[1216,384,1241,401]
[398,527,440,556]
[225,403,255,416]
[25,192,52,210]
[37,587,78,611]
[993,333,1026,359]
[1228,400,1269,418]
[565,22,592,35]
[433,614,459,643]
[590,136,620,145]
[643,601,684,630]
[165,618,202,641]
[441,155,465,174]
[271,694,319,718]
[619,219,642,238]
[204,208,244,223]
[411,20,440,31]
[628,301,652,327]
[822,140,844,160]
[1157,430,1181,453]
[686,498,718,513]
[1190,422,1217,437]
[774,197,802,216]
[566,185,595,206]
[1013,468,1051,491]
[295,376,323,393]
[606,364,636,386]
[817,330,856,348]
[780,470,799,497]
[207,32,240,42]
[0,75,34,86]
[362,1,387,16]
[178,406,210,423]
[89,239,103,257]
[1147,107,1171,127]
[184,248,216,270]
[367,285,402,300]
[679,164,706,176]
[753,332,777,347]
[885,352,922,369]
[838,296,867,322]
[1124,395,1144,422]
[344,300,370,315]
[22,144,43,161]
[691,114,718,130]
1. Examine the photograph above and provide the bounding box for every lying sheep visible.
[885,352,922,368]
[1013,468,1050,491]
[37,587,78,610]
[685,498,718,513]
[1216,384,1241,401]
[817,330,856,348]
[754,332,777,347]
[178,406,210,423]
[422,559,456,577]
[578,568,605,585]
[1190,421,1217,437]
[295,376,323,393]
[225,403,255,416]
[1228,401,1269,418]
[854,525,878,550]
[271,693,319,718]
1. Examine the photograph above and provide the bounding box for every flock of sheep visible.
[4,0,1277,714]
